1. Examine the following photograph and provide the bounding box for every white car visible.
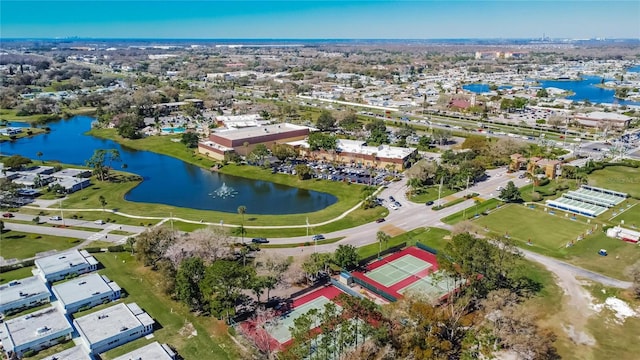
[389,203,399,210]
[49,216,62,221]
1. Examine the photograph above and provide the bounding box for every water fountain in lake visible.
[209,182,238,199]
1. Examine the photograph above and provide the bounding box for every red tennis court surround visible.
[351,246,441,299]
[240,284,346,350]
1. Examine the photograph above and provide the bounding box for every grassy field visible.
[0,266,36,283]
[0,230,81,260]
[474,204,593,257]
[409,187,456,204]
[587,165,640,199]
[356,227,451,259]
[92,252,242,360]
[609,202,640,227]
[440,198,503,225]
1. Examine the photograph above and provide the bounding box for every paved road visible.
[1,222,128,244]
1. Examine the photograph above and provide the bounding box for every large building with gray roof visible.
[34,249,99,283]
[0,276,50,315]
[112,341,177,360]
[51,273,121,314]
[74,302,155,355]
[0,307,72,358]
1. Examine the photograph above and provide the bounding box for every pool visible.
[161,127,185,133]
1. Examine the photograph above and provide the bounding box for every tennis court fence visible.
[348,273,397,302]
[329,278,366,299]
[416,242,438,255]
[358,242,406,267]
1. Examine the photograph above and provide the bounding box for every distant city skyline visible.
[1,1,639,40]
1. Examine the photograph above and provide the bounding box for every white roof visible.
[336,139,416,159]
[0,307,71,350]
[42,345,91,360]
[0,276,49,309]
[52,273,120,307]
[35,250,96,277]
[213,123,311,141]
[74,303,154,345]
[581,111,632,122]
[112,341,176,360]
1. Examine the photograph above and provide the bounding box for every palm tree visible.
[99,195,107,212]
[376,231,390,259]
[36,151,43,164]
[237,205,247,243]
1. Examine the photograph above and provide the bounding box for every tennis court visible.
[398,270,461,301]
[365,254,433,287]
[266,295,342,344]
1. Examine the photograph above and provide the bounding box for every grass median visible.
[0,230,81,260]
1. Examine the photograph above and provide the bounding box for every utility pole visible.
[437,176,444,207]
[60,199,65,227]
[169,212,173,231]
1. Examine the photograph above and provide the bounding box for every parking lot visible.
[272,160,396,186]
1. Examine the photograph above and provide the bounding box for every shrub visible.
[84,247,102,253]
[107,245,125,252]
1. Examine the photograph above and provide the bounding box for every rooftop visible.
[0,307,71,349]
[74,303,154,345]
[112,341,176,360]
[336,139,416,159]
[578,111,632,121]
[42,345,91,360]
[35,250,98,277]
[213,123,311,141]
[52,168,91,178]
[52,273,121,307]
[0,276,49,309]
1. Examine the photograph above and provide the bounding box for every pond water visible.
[0,116,337,214]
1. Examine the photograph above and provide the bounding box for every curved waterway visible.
[1,116,337,214]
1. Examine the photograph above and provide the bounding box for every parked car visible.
[251,237,269,244]
[389,203,398,210]
[376,218,386,223]
[426,201,434,206]
[312,234,325,241]
[2,213,14,218]
[94,219,105,225]
[49,216,62,221]
[389,196,395,202]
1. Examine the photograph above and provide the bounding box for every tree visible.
[202,260,255,321]
[36,151,44,163]
[180,132,199,148]
[271,143,298,162]
[301,253,332,284]
[294,164,313,180]
[432,128,452,145]
[237,206,247,243]
[365,119,388,145]
[627,260,640,299]
[135,226,178,269]
[85,149,121,181]
[98,195,107,212]
[3,155,31,170]
[536,88,549,98]
[461,135,489,154]
[248,144,270,165]
[500,181,522,203]
[307,132,337,151]
[334,244,358,270]
[376,231,391,259]
[175,257,207,312]
[316,110,336,131]
[115,113,145,139]
[340,112,361,131]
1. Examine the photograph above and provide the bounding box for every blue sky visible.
[1,1,638,39]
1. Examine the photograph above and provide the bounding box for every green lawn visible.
[563,232,639,281]
[440,198,503,225]
[0,230,81,260]
[587,165,640,198]
[474,204,592,257]
[93,252,242,360]
[0,266,36,283]
[609,201,640,227]
[409,187,456,204]
[356,227,450,260]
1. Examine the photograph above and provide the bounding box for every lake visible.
[0,116,337,214]
[463,76,639,106]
